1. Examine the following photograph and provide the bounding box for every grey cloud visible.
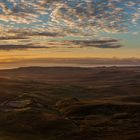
[0,36,28,40]
[0,44,46,50]
[0,38,122,50]
[70,39,122,48]
[27,31,61,37]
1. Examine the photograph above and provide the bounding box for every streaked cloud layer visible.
[0,0,140,58]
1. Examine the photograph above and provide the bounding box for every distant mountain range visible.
[0,58,140,69]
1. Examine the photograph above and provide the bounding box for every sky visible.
[0,0,140,66]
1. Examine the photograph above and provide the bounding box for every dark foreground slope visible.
[0,66,140,140]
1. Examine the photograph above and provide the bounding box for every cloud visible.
[0,0,139,36]
[0,36,28,40]
[69,38,122,48]
[27,31,62,37]
[47,0,140,35]
[0,0,139,51]
[0,37,122,50]
[0,44,46,50]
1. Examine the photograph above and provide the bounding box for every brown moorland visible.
[0,66,139,140]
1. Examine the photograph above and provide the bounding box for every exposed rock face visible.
[5,100,32,108]
[56,97,80,109]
